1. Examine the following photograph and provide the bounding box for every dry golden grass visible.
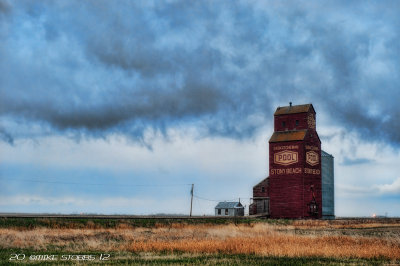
[1,221,399,260]
[291,218,400,229]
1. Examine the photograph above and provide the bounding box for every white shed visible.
[215,202,244,216]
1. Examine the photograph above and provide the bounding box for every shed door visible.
[256,199,269,214]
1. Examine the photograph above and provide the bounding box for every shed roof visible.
[215,202,243,209]
[254,176,269,188]
[274,104,314,116]
[269,130,307,143]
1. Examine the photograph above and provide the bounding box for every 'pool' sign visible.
[306,151,319,166]
[274,150,298,166]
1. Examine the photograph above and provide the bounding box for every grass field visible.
[0,217,399,265]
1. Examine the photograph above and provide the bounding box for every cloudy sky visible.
[0,0,399,216]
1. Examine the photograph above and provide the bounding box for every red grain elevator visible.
[250,103,322,219]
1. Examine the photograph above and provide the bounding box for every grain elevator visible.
[250,103,334,219]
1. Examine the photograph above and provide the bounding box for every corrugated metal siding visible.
[321,150,335,219]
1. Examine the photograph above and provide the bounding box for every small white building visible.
[215,202,244,216]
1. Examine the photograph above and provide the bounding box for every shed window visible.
[282,121,286,127]
[218,209,221,215]
[225,209,228,215]
[296,120,299,126]
[261,186,265,193]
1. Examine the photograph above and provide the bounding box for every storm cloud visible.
[1,1,400,146]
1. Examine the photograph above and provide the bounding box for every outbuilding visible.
[215,202,244,216]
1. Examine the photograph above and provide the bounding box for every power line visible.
[193,194,236,202]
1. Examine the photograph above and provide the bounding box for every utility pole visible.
[190,184,194,217]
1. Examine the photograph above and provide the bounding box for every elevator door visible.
[256,199,269,214]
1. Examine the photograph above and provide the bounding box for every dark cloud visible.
[0,0,10,15]
[1,1,400,146]
[0,127,13,145]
